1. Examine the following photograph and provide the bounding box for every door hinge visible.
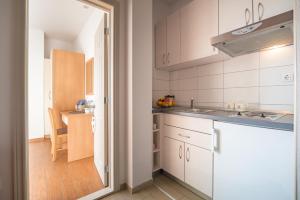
[104,97,108,104]
[105,165,109,173]
[104,27,109,35]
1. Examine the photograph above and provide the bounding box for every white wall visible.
[169,45,294,113]
[73,10,104,60]
[0,0,26,198]
[0,0,26,199]
[44,37,74,58]
[127,0,153,188]
[28,29,45,139]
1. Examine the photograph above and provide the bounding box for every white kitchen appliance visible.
[213,121,294,200]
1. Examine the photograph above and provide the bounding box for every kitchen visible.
[152,0,295,200]
[1,0,299,199]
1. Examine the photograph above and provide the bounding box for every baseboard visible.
[28,137,45,143]
[127,179,153,194]
[44,134,51,139]
[28,135,50,143]
[120,183,127,190]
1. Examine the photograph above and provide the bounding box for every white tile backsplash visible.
[197,62,223,76]
[260,65,294,86]
[198,89,224,103]
[180,78,198,90]
[224,70,259,88]
[198,75,223,89]
[224,52,259,73]
[260,45,294,68]
[153,79,169,91]
[260,86,294,105]
[224,87,259,104]
[177,67,198,80]
[153,45,294,113]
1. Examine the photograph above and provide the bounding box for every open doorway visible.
[27,0,114,199]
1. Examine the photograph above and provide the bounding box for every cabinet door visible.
[253,0,293,22]
[219,0,253,34]
[213,122,294,200]
[167,11,181,66]
[185,144,213,197]
[163,137,185,181]
[155,19,167,69]
[180,0,218,63]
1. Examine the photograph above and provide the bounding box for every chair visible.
[48,108,68,161]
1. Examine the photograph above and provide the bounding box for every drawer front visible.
[164,114,213,134]
[164,125,212,150]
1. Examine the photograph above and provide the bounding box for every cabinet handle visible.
[245,8,251,25]
[258,2,264,21]
[179,145,182,159]
[186,147,190,162]
[163,54,166,65]
[178,133,190,139]
[212,128,219,153]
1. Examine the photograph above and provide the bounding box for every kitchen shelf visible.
[153,113,162,174]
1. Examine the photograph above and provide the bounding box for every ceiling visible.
[29,0,97,41]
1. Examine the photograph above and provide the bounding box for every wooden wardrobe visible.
[51,49,85,112]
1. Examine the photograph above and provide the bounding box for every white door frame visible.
[295,0,300,199]
[19,0,121,199]
[78,2,120,198]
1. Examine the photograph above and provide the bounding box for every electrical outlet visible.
[283,73,294,82]
[225,102,235,110]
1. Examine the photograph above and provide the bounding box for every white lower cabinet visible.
[163,136,185,181]
[162,114,213,197]
[185,144,213,197]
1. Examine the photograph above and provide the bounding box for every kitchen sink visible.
[178,108,214,113]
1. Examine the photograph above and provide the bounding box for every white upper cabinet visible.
[167,11,181,66]
[219,0,253,34]
[155,19,167,69]
[180,0,219,63]
[253,0,293,22]
[220,0,293,34]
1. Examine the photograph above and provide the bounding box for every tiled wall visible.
[153,67,170,104]
[155,45,294,113]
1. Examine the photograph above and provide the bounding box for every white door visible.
[166,11,180,66]
[155,19,167,69]
[253,0,293,22]
[43,58,52,136]
[219,0,253,34]
[213,122,294,200]
[185,144,213,197]
[163,137,185,181]
[94,13,109,186]
[180,0,218,62]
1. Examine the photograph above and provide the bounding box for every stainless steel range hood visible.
[211,10,293,57]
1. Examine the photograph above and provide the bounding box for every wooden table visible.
[61,111,94,162]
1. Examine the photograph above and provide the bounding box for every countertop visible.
[153,106,294,131]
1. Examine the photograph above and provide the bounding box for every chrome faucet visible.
[190,98,194,109]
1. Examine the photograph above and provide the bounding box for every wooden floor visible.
[29,139,104,200]
[102,174,205,200]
